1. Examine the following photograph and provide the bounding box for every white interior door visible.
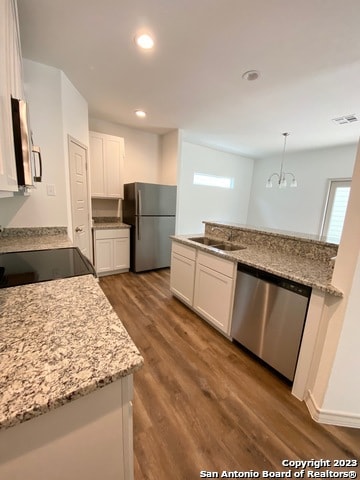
[68,136,91,260]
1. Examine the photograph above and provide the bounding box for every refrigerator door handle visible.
[138,189,142,216]
[136,189,142,240]
[137,215,141,240]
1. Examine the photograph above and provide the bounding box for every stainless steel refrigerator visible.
[123,182,177,272]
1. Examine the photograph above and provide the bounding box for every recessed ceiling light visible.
[134,33,154,50]
[135,110,147,118]
[242,70,260,81]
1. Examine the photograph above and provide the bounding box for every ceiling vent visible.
[332,114,359,125]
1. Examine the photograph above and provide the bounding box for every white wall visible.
[323,252,360,415]
[159,130,179,185]
[60,71,90,238]
[176,142,254,234]
[0,60,89,229]
[247,144,357,235]
[309,140,360,426]
[60,72,89,148]
[0,60,65,227]
[89,118,161,184]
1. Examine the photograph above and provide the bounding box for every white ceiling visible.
[17,0,360,158]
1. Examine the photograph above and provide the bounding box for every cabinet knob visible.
[75,226,83,233]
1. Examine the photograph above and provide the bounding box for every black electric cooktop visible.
[0,247,96,289]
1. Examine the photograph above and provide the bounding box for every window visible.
[193,173,234,189]
[321,179,351,244]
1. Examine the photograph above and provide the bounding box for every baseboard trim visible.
[305,391,360,428]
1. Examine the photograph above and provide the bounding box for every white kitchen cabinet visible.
[170,242,196,306]
[94,228,130,276]
[0,376,135,480]
[0,0,23,193]
[193,251,236,335]
[89,131,125,198]
[170,240,237,336]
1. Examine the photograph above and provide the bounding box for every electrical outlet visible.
[46,184,56,196]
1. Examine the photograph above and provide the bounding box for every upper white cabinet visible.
[89,131,125,198]
[0,0,23,193]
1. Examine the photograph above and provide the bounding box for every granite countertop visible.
[0,227,71,253]
[92,222,130,230]
[0,226,143,431]
[172,234,342,297]
[0,275,144,431]
[92,217,130,230]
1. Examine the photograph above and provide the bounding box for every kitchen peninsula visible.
[170,221,341,403]
[0,228,143,480]
[173,221,340,296]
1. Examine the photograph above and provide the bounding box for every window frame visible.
[193,172,234,189]
[320,178,351,244]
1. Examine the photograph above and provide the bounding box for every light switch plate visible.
[46,184,56,196]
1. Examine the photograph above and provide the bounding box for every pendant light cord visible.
[279,132,289,183]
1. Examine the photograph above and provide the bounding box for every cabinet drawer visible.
[95,228,129,240]
[172,241,196,261]
[197,251,235,278]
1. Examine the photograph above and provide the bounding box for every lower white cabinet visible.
[0,376,135,480]
[170,242,196,306]
[94,228,130,276]
[170,241,237,336]
[193,251,236,335]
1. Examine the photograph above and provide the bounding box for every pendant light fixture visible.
[266,133,297,188]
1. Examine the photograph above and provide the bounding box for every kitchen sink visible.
[211,243,246,252]
[188,237,245,252]
[188,236,220,246]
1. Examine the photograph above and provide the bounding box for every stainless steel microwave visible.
[11,97,42,189]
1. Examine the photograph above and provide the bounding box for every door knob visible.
[75,226,83,233]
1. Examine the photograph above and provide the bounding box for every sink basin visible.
[188,237,246,252]
[188,236,220,246]
[211,243,246,252]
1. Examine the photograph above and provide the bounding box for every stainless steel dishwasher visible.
[230,263,311,381]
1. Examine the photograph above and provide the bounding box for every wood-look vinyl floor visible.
[100,269,360,480]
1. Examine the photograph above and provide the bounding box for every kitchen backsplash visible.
[204,221,338,263]
[0,226,67,238]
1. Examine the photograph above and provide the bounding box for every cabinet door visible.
[170,252,195,306]
[105,136,124,198]
[95,238,113,273]
[194,263,234,335]
[113,236,130,270]
[0,377,134,480]
[89,131,124,198]
[89,133,106,197]
[0,0,21,193]
[94,229,130,275]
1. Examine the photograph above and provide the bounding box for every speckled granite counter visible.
[171,222,342,297]
[92,222,130,230]
[0,275,144,431]
[0,227,71,253]
[92,217,130,231]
